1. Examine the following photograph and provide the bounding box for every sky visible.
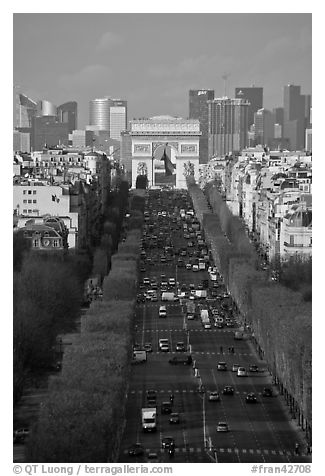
[13,12,312,129]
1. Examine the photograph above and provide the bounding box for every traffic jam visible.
[118,189,308,464]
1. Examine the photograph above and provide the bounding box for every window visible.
[33,200,36,204]
[44,232,49,237]
[23,209,27,214]
[28,209,32,213]
[23,199,27,204]
[28,190,32,195]
[33,209,38,213]
[33,190,36,195]
[53,239,60,247]
[289,235,294,246]
[23,190,26,195]
[33,239,39,248]
[28,200,32,204]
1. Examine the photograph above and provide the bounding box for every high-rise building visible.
[32,116,69,151]
[189,89,215,163]
[283,84,306,150]
[235,87,263,127]
[109,99,127,140]
[57,101,78,133]
[37,100,57,116]
[207,97,249,157]
[273,107,284,128]
[253,108,274,146]
[15,93,38,129]
[89,97,127,138]
[70,129,94,148]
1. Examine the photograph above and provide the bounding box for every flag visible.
[161,148,175,176]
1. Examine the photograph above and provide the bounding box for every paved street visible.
[118,190,311,464]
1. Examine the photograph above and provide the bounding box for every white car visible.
[208,391,220,402]
[216,422,229,432]
[237,367,247,377]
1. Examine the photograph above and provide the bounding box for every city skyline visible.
[13,13,312,128]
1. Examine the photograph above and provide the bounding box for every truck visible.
[142,408,157,432]
[195,290,207,299]
[133,350,147,363]
[198,259,206,271]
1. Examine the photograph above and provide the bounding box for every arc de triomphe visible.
[130,115,201,189]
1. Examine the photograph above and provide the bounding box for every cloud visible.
[58,64,111,90]
[96,31,123,51]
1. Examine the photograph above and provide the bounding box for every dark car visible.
[249,364,259,373]
[217,362,227,371]
[246,393,258,403]
[262,387,273,397]
[222,386,235,396]
[175,342,186,352]
[161,436,175,449]
[146,390,157,405]
[161,401,173,414]
[169,355,192,365]
[144,343,152,353]
[169,412,180,424]
[128,443,145,457]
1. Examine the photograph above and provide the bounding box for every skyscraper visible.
[15,93,37,128]
[283,84,306,150]
[109,99,127,140]
[89,97,127,139]
[207,97,249,157]
[189,89,215,163]
[37,99,57,116]
[57,101,78,133]
[253,108,274,146]
[235,87,263,128]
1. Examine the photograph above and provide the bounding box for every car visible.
[168,278,176,286]
[169,413,180,424]
[160,344,170,352]
[159,306,167,318]
[133,343,142,351]
[226,320,234,327]
[161,436,175,449]
[249,364,259,373]
[222,386,235,396]
[216,422,229,432]
[169,355,192,365]
[151,294,158,302]
[217,362,227,371]
[13,428,30,444]
[262,387,273,397]
[146,389,157,404]
[186,263,192,270]
[176,342,186,352]
[192,265,199,272]
[143,277,150,285]
[246,393,258,403]
[161,401,173,414]
[140,266,146,273]
[144,343,152,353]
[146,452,159,463]
[208,391,221,402]
[203,322,212,329]
[128,443,145,457]
[232,363,240,372]
[237,367,247,377]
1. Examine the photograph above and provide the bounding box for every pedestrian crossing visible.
[123,447,299,457]
[129,389,268,396]
[136,328,238,333]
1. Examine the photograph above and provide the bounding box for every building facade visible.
[207,97,249,157]
[130,116,201,189]
[189,89,215,164]
[283,84,306,150]
[32,116,70,150]
[89,97,127,139]
[253,108,274,146]
[235,87,263,127]
[57,101,78,133]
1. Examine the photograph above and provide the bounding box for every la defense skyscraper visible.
[207,97,249,157]
[235,86,263,128]
[89,97,127,140]
[189,89,215,163]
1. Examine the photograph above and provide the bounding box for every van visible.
[234,331,244,340]
[159,338,169,350]
[161,292,176,301]
[159,306,167,318]
[133,350,147,363]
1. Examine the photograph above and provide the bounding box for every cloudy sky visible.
[13,13,312,128]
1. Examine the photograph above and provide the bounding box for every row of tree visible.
[187,183,312,428]
[26,194,145,462]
